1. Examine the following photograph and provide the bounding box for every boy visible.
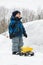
[9,11,27,55]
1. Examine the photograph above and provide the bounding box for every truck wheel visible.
[19,52,23,56]
[24,53,29,56]
[29,52,34,56]
[31,52,34,56]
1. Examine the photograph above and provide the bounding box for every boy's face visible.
[15,13,21,18]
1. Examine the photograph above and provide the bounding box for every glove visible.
[24,33,27,38]
[9,33,15,39]
[9,33,13,39]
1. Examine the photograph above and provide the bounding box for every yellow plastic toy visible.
[21,46,33,53]
[19,46,34,56]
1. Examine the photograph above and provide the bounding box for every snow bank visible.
[23,20,43,52]
[0,34,12,55]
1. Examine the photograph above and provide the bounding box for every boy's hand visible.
[24,33,27,38]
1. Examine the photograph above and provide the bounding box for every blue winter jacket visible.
[9,17,26,39]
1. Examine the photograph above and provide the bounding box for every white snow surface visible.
[0,20,43,65]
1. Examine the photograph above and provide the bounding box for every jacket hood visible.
[10,16,22,21]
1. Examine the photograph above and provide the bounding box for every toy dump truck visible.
[19,46,34,56]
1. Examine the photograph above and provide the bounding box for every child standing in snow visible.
[9,11,27,55]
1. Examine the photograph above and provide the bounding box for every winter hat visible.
[12,10,21,17]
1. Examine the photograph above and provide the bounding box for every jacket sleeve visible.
[22,24,26,35]
[9,20,16,28]
[8,22,13,34]
[20,22,26,35]
[8,20,15,34]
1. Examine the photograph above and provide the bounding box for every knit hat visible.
[12,10,21,17]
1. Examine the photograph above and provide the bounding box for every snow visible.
[0,20,43,65]
[0,53,43,65]
[23,20,43,52]
[0,35,12,54]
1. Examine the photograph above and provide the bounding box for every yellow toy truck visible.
[19,46,34,56]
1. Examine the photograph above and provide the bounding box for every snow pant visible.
[12,37,23,52]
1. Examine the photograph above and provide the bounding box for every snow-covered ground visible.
[23,20,43,53]
[0,20,43,65]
